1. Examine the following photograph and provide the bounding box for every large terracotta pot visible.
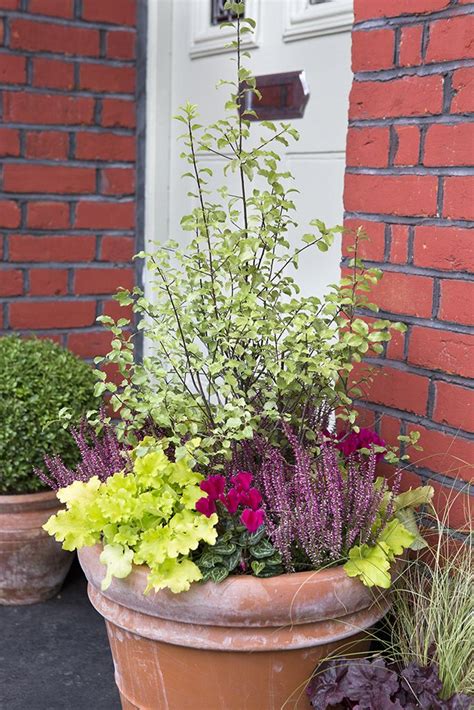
[0,490,73,605]
[79,544,391,710]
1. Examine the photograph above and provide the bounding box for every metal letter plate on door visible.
[241,70,310,120]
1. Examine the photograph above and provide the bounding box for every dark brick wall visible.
[344,0,474,531]
[0,0,137,358]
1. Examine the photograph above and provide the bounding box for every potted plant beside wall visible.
[0,336,98,604]
[42,4,429,707]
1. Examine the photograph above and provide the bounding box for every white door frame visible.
[144,0,173,283]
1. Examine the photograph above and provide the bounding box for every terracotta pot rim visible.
[79,544,389,630]
[87,582,389,652]
[0,488,58,513]
[82,542,359,586]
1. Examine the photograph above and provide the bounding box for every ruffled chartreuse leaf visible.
[168,458,203,487]
[344,518,415,588]
[56,476,101,505]
[344,542,392,588]
[43,507,101,551]
[98,472,139,523]
[181,483,205,510]
[133,448,170,488]
[378,518,415,560]
[395,508,428,551]
[145,558,203,594]
[100,543,134,590]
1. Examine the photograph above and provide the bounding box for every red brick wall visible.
[345,0,473,530]
[0,0,138,358]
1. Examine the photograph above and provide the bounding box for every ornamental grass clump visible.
[386,505,474,700]
[0,336,99,494]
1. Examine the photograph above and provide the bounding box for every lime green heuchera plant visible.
[44,438,218,593]
[43,3,431,595]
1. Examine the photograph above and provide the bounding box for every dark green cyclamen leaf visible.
[247,527,266,545]
[253,565,283,578]
[239,527,265,547]
[209,566,229,584]
[197,552,224,569]
[251,560,265,576]
[212,542,237,556]
[225,549,242,571]
[264,551,283,566]
[249,538,277,559]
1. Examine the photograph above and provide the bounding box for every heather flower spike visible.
[37,412,131,490]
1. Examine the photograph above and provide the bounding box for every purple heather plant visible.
[234,423,399,572]
[36,414,131,490]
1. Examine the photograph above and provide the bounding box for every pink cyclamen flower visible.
[222,487,241,515]
[335,428,386,462]
[246,488,263,511]
[195,496,216,518]
[200,475,226,501]
[231,471,253,492]
[240,508,265,533]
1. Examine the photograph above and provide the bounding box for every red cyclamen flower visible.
[231,471,253,492]
[222,487,241,514]
[241,508,265,533]
[200,475,226,500]
[246,488,262,510]
[195,496,216,518]
[336,428,386,461]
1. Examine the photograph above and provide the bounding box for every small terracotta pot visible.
[79,545,391,710]
[0,490,73,605]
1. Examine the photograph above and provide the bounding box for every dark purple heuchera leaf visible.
[445,696,474,710]
[36,413,131,489]
[399,663,473,710]
[306,660,353,708]
[344,658,403,709]
[399,662,443,709]
[307,658,402,709]
[307,658,473,710]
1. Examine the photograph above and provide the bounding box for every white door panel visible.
[147,0,353,299]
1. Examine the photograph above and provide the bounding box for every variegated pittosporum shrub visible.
[42,4,428,594]
[0,336,98,495]
[44,438,218,593]
[92,2,405,467]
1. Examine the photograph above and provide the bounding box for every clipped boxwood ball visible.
[0,336,100,495]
